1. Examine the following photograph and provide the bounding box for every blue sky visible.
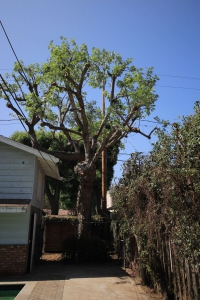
[1,0,200,179]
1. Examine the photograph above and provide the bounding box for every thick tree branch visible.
[89,127,117,167]
[65,71,78,88]
[15,97,26,102]
[79,63,90,89]
[13,75,26,99]
[61,102,71,123]
[59,124,80,153]
[40,121,83,137]
[18,70,34,93]
[67,88,84,132]
[107,131,127,148]
[31,113,40,126]
[106,128,123,148]
[32,142,84,161]
[33,82,39,97]
[95,114,108,140]
[6,102,29,126]
[110,76,116,102]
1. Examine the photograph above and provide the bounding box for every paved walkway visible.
[0,261,154,300]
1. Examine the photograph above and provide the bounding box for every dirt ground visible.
[41,252,63,261]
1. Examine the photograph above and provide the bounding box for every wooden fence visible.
[125,234,200,300]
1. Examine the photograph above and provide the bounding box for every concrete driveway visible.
[0,260,153,300]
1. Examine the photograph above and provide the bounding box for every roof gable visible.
[0,136,62,180]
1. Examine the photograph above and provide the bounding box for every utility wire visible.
[156,73,200,81]
[0,119,19,121]
[5,79,200,92]
[156,84,200,91]
[0,21,28,81]
[0,68,200,80]
[0,83,28,133]
[0,78,61,179]
[0,123,20,125]
[2,21,198,177]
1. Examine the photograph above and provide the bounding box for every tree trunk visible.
[93,189,102,215]
[76,167,96,238]
[45,180,61,215]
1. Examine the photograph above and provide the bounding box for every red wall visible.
[45,221,76,252]
[0,245,28,275]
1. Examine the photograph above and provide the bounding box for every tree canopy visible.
[0,37,159,237]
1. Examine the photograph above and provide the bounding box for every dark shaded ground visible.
[0,253,163,299]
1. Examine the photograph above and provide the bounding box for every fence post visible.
[191,253,198,300]
[185,258,192,300]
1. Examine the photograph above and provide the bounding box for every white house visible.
[0,135,62,275]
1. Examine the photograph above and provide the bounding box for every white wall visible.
[0,208,30,244]
[0,142,35,200]
[107,191,113,208]
[31,159,45,210]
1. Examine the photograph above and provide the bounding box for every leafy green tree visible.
[0,38,158,237]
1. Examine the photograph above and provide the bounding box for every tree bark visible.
[75,165,96,238]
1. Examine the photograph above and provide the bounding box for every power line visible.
[0,78,61,180]
[2,69,200,81]
[0,80,58,177]
[156,84,200,91]
[0,78,71,180]
[0,123,20,125]
[156,73,200,81]
[0,119,19,121]
[0,21,65,180]
[0,21,28,81]
[3,76,200,91]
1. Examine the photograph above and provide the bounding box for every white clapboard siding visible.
[0,158,34,164]
[0,142,35,199]
[0,182,33,188]
[0,175,33,182]
[0,211,30,244]
[0,164,34,170]
[0,170,34,176]
[0,187,32,194]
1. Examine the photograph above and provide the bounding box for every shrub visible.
[62,236,108,263]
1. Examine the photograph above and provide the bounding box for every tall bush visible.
[112,103,200,298]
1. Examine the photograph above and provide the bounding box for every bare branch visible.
[130,126,157,139]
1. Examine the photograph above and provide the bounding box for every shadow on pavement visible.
[0,257,129,283]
